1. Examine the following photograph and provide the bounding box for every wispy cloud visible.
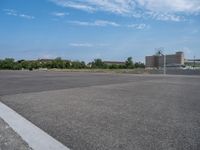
[3,9,35,19]
[50,0,135,14]
[69,43,109,47]
[52,12,69,17]
[51,0,200,14]
[69,20,120,27]
[50,0,95,12]
[19,14,35,19]
[3,9,17,16]
[127,24,149,29]
[69,19,150,30]
[69,43,94,47]
[136,0,200,14]
[146,11,184,22]
[50,0,200,22]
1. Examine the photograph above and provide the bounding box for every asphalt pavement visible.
[0,71,200,150]
[0,118,32,150]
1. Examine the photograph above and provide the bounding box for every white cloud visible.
[69,20,120,27]
[69,43,109,47]
[136,0,200,13]
[69,43,93,47]
[50,0,95,12]
[3,9,17,16]
[92,20,120,26]
[69,20,149,30]
[127,23,149,29]
[146,11,183,22]
[19,14,35,19]
[3,9,35,19]
[50,0,200,22]
[85,0,136,14]
[52,12,69,17]
[51,0,135,14]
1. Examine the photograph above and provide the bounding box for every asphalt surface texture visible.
[0,118,32,150]
[0,70,200,150]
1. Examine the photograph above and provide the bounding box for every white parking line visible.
[0,102,70,150]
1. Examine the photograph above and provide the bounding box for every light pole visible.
[163,54,166,75]
[155,47,166,75]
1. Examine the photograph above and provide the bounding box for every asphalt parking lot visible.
[0,71,200,150]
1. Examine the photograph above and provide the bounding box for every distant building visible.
[185,59,200,67]
[145,51,184,68]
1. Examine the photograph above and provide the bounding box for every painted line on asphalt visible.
[0,102,70,150]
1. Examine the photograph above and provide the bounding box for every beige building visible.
[146,52,184,68]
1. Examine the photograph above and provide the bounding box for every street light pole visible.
[163,54,166,75]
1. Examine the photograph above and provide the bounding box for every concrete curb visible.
[0,102,70,150]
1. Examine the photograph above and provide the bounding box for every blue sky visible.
[0,0,200,62]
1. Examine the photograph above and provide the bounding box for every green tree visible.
[0,60,3,69]
[125,57,134,69]
[30,61,40,69]
[64,60,71,69]
[91,59,107,69]
[80,61,86,69]
[44,61,53,69]
[21,61,30,69]
[1,58,15,69]
[13,63,22,70]
[51,57,65,69]
[71,61,86,69]
[109,64,119,69]
[134,62,145,68]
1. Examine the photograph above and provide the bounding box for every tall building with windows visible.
[145,52,184,68]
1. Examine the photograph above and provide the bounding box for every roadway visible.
[0,70,200,150]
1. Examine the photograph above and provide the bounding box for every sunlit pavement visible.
[0,71,200,150]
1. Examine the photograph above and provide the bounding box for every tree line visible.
[0,57,145,70]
